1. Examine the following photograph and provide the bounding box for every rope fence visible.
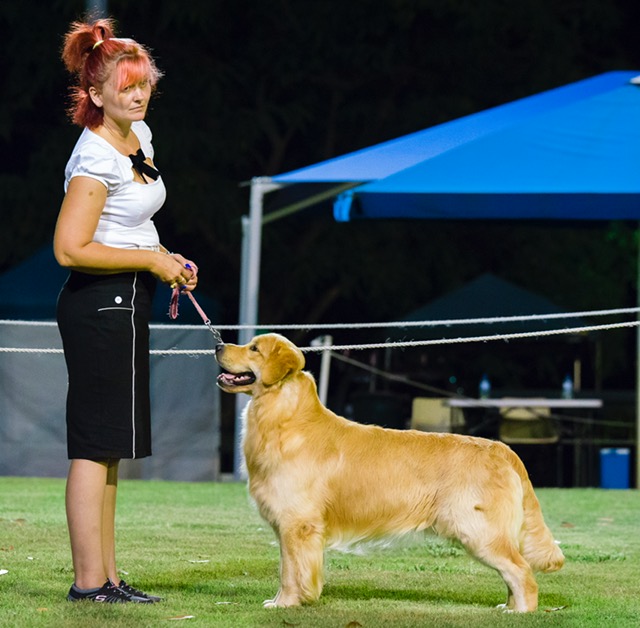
[2,305,640,330]
[1,307,638,354]
[2,308,635,431]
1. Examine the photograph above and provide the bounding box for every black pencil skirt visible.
[57,271,156,460]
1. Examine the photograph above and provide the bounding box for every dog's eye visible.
[249,344,259,352]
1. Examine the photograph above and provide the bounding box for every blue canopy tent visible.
[333,71,640,221]
[244,71,640,336]
[237,70,640,480]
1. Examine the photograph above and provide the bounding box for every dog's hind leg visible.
[467,536,539,612]
[448,492,538,612]
[264,519,325,608]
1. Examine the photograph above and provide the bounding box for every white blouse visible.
[64,120,167,250]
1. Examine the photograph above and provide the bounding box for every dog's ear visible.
[260,336,305,386]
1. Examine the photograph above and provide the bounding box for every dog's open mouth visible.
[217,371,256,387]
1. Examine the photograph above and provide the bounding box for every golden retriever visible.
[215,333,564,612]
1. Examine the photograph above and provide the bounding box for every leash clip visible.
[203,317,223,344]
[168,286,223,345]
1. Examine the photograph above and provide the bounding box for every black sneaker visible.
[118,579,163,603]
[67,579,152,603]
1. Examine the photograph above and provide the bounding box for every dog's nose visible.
[215,343,224,353]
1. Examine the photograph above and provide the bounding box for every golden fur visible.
[215,333,564,612]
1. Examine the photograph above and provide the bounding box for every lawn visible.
[0,478,639,627]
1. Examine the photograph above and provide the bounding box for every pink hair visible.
[61,18,162,129]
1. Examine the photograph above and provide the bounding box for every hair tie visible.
[92,39,104,50]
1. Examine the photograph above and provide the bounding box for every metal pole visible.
[232,177,343,478]
[86,0,108,17]
[233,177,279,479]
[232,216,252,480]
[311,335,333,405]
[237,215,253,343]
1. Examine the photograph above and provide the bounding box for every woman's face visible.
[90,66,152,126]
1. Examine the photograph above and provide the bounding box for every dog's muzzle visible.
[214,344,257,388]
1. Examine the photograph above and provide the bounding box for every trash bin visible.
[600,448,630,489]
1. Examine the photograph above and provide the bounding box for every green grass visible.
[1,478,639,627]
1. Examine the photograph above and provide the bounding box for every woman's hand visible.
[152,252,199,292]
[172,253,199,292]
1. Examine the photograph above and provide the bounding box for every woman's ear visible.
[88,86,103,108]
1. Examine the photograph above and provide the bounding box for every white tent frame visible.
[233,177,360,478]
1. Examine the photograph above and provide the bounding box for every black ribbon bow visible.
[128,148,161,183]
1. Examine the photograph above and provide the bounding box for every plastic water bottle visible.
[561,374,573,399]
[479,374,491,399]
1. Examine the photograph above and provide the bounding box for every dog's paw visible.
[495,603,515,614]
[263,594,300,608]
[264,598,295,608]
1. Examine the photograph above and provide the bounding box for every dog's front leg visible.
[263,520,325,608]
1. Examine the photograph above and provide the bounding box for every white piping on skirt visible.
[130,273,138,458]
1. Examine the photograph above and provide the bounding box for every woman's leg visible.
[66,459,110,589]
[102,459,120,584]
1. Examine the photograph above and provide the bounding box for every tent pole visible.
[233,177,280,479]
[232,215,251,480]
[232,179,359,479]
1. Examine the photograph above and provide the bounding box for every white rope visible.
[0,347,215,355]
[299,320,640,353]
[3,319,637,355]
[0,347,64,354]
[234,306,640,330]
[0,320,59,326]
[1,306,639,332]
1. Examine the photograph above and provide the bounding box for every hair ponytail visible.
[61,18,116,75]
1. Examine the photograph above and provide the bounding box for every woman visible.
[55,17,197,603]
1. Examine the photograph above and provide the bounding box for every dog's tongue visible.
[218,372,255,386]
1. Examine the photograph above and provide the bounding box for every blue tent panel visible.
[275,71,637,185]
[337,192,640,221]
[330,71,640,221]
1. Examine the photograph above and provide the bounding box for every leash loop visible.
[168,264,223,344]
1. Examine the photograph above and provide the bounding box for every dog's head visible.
[215,333,306,394]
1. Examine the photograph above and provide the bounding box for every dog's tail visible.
[508,450,565,573]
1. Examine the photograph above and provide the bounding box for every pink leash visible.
[168,264,223,344]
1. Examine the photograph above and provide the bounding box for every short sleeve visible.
[65,145,121,192]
